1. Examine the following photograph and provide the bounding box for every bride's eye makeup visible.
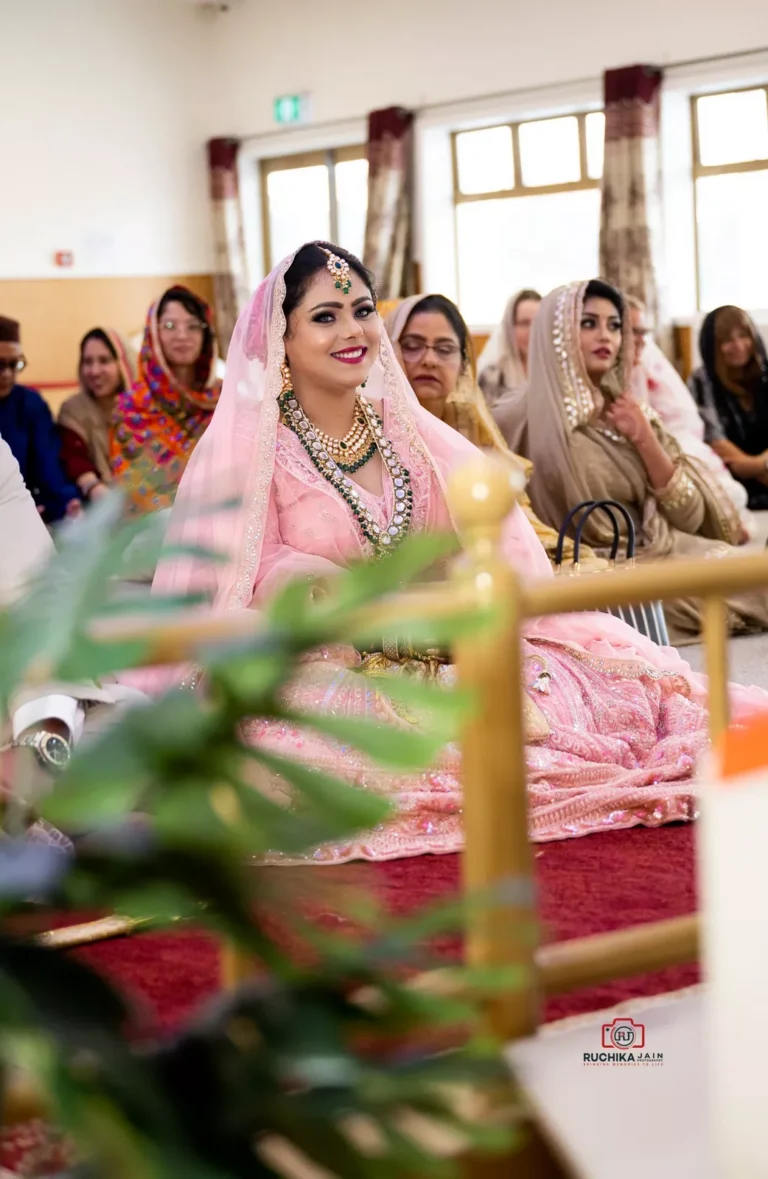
[311,301,377,325]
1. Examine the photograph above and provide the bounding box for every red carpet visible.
[0,823,698,1173]
[76,822,698,1031]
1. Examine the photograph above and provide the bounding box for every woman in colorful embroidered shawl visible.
[59,328,137,503]
[110,286,221,515]
[384,293,587,567]
[477,289,542,407]
[131,244,768,863]
[688,305,768,512]
[497,279,768,644]
[626,297,751,533]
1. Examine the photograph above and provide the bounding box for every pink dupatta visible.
[141,252,764,702]
[124,248,768,861]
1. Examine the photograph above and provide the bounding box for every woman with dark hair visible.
[688,306,768,510]
[477,289,542,406]
[129,244,768,861]
[59,328,137,502]
[110,285,221,515]
[384,293,592,566]
[385,294,506,438]
[497,279,768,640]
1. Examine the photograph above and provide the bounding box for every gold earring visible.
[280,360,292,394]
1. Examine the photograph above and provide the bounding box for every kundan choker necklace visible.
[307,398,376,473]
[278,388,413,559]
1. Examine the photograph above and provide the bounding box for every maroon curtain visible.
[207,137,249,351]
[362,107,415,300]
[599,66,664,326]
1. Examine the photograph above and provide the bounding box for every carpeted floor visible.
[73,822,698,1032]
[0,822,698,1174]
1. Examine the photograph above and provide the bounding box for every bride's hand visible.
[605,393,654,448]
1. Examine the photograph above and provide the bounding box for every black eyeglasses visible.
[0,357,26,374]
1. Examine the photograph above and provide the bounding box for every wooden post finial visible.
[447,456,525,546]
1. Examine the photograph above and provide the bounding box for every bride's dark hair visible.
[282,242,377,319]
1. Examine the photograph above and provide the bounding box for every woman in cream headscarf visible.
[477,289,541,407]
[385,293,588,566]
[59,327,137,503]
[498,278,768,643]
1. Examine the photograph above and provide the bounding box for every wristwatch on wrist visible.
[15,730,72,773]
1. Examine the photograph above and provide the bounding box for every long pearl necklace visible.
[278,388,413,559]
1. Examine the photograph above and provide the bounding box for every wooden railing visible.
[73,456,768,1040]
[10,456,768,1158]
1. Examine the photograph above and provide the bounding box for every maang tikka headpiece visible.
[319,247,352,295]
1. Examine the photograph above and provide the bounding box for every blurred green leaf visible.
[364,673,474,730]
[208,645,288,706]
[247,750,392,835]
[347,603,499,655]
[318,533,458,615]
[0,483,519,1178]
[282,710,446,771]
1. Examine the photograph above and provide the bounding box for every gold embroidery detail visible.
[656,465,696,511]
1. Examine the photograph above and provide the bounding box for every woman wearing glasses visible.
[110,286,221,515]
[384,294,588,565]
[0,316,81,523]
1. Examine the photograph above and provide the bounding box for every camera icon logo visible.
[602,1017,645,1050]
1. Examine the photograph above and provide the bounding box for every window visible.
[260,146,368,271]
[692,86,768,310]
[453,111,604,324]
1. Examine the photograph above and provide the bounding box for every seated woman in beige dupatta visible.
[59,328,137,504]
[384,293,588,566]
[495,279,768,643]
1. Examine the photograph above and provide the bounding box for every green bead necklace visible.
[279,389,413,559]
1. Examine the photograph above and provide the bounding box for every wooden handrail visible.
[536,913,699,996]
[79,549,768,665]
[522,550,768,616]
[32,457,766,1039]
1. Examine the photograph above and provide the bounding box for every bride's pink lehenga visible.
[130,244,768,864]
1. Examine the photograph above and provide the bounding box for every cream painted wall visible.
[3,0,767,294]
[1,0,213,279]
[204,0,768,137]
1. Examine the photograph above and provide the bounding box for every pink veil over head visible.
[130,244,553,694]
[148,245,551,621]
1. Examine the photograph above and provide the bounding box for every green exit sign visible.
[273,94,310,125]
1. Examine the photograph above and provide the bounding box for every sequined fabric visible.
[245,631,712,865]
[123,247,768,858]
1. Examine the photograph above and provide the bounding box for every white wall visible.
[205,0,768,137]
[1,0,213,279]
[4,0,768,290]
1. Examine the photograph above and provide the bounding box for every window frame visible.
[691,84,768,310]
[451,110,601,205]
[691,83,768,178]
[259,143,367,272]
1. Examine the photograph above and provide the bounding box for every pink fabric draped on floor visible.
[127,243,768,865]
